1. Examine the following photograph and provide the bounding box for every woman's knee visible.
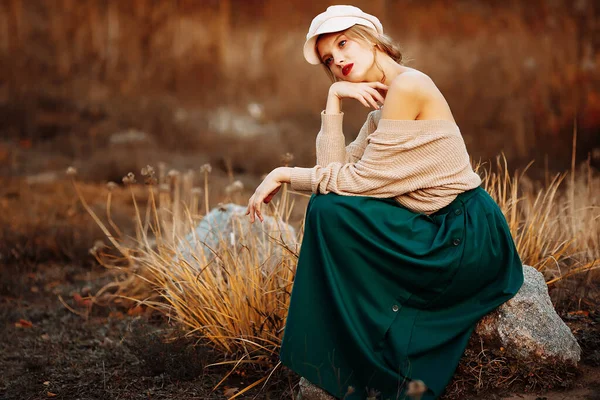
[307,193,345,220]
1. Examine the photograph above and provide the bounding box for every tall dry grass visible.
[72,155,599,398]
[478,156,599,282]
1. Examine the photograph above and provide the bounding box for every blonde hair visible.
[316,24,405,83]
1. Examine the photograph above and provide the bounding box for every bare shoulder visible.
[381,69,435,120]
[388,69,437,98]
[384,68,455,122]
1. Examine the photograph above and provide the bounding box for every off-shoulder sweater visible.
[289,109,482,215]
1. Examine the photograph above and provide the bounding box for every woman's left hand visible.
[246,168,286,223]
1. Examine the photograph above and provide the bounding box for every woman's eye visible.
[324,57,333,66]
[339,40,346,47]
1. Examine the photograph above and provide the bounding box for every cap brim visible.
[303,17,375,65]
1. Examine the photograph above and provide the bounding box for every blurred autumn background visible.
[1,0,599,399]
[1,0,599,181]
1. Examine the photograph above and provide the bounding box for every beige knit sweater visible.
[289,109,482,214]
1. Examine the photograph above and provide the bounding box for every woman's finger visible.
[254,200,263,222]
[366,87,385,105]
[362,92,379,109]
[368,81,388,91]
[246,196,252,215]
[354,94,370,108]
[367,91,382,109]
[247,195,256,222]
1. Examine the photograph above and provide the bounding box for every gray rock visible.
[26,171,59,185]
[476,264,581,364]
[109,129,151,145]
[298,377,335,400]
[178,203,297,270]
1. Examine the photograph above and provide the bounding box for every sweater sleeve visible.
[316,111,376,166]
[290,119,478,198]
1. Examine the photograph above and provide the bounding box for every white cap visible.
[303,5,384,65]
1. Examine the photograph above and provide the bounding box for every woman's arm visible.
[315,110,376,166]
[316,82,386,166]
[287,77,450,197]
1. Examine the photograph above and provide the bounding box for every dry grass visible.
[478,155,600,283]
[73,155,599,399]
[0,176,145,266]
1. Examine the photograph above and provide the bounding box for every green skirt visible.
[279,186,524,400]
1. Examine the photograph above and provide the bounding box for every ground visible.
[0,261,298,400]
[1,259,599,400]
[0,178,599,399]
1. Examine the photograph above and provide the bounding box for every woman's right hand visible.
[328,81,388,110]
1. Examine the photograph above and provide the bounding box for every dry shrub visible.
[75,156,598,398]
[74,161,305,397]
[478,155,600,283]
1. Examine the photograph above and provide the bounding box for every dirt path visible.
[1,261,599,400]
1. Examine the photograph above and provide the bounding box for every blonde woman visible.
[246,5,524,400]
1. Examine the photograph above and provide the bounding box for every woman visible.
[246,5,524,400]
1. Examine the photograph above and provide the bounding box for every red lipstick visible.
[342,63,353,76]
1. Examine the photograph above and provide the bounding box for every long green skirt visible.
[279,186,524,400]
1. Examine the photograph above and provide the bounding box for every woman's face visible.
[316,30,375,82]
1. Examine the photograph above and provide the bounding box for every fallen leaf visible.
[15,319,33,328]
[43,381,50,386]
[47,392,57,397]
[73,293,92,308]
[108,311,124,319]
[223,386,239,397]
[41,334,50,341]
[568,310,590,317]
[127,305,144,316]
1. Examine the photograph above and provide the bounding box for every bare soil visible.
[0,261,298,400]
[1,259,599,400]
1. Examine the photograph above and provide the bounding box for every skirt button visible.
[453,238,461,246]
[454,209,462,216]
[392,304,399,312]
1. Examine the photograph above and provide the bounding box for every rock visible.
[25,171,60,185]
[209,107,274,138]
[178,203,297,270]
[475,264,581,365]
[109,129,151,145]
[247,102,265,121]
[298,377,335,400]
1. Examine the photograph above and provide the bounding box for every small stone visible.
[298,377,335,400]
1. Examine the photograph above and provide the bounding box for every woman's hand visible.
[246,168,288,223]
[329,81,388,110]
